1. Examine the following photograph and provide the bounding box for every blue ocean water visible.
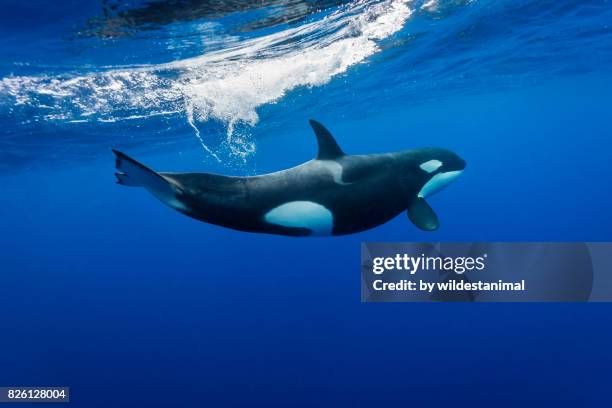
[1,0,612,406]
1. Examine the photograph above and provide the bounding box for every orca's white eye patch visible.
[419,159,443,173]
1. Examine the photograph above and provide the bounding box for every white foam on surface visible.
[0,0,415,159]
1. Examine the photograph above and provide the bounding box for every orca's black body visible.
[113,120,466,236]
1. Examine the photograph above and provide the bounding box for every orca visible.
[113,120,466,236]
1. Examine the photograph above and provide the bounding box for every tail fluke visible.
[113,149,163,188]
[115,172,141,186]
[112,149,187,211]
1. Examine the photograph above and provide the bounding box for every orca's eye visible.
[419,159,443,174]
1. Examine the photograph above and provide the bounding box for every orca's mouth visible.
[457,158,467,171]
[418,170,463,198]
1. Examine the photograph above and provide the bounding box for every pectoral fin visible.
[407,198,439,231]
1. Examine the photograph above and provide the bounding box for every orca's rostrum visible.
[113,120,466,236]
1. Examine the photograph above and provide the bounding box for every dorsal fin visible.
[309,119,345,160]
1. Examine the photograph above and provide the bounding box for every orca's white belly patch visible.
[264,201,333,236]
